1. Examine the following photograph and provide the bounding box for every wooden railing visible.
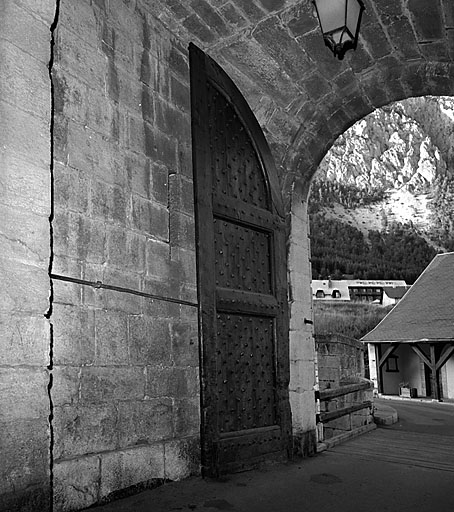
[315,379,374,445]
[316,381,373,424]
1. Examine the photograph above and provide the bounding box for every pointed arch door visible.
[189,44,292,476]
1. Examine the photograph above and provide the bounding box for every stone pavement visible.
[89,408,454,512]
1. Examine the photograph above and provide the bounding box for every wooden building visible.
[363,253,454,401]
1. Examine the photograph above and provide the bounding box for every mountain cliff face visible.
[309,96,454,283]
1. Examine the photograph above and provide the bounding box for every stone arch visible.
[285,63,454,449]
[284,61,454,201]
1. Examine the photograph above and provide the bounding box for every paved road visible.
[379,398,454,437]
[88,400,454,512]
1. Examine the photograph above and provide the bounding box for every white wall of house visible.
[444,357,454,399]
[367,344,378,393]
[376,344,423,396]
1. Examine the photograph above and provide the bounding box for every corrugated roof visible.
[362,253,454,343]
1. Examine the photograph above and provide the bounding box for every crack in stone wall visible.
[47,1,61,510]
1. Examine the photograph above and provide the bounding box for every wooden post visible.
[429,344,440,401]
[376,344,383,394]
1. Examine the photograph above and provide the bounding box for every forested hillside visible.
[309,96,454,284]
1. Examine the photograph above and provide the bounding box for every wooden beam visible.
[319,382,373,401]
[376,344,384,394]
[410,344,432,369]
[378,344,399,368]
[319,401,372,423]
[436,344,454,371]
[430,344,440,401]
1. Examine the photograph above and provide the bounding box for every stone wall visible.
[316,334,373,441]
[316,334,365,391]
[0,1,55,510]
[50,1,199,509]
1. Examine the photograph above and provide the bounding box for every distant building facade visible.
[311,279,410,305]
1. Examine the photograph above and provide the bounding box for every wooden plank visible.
[410,344,432,368]
[319,401,372,423]
[378,343,398,368]
[216,288,278,315]
[213,197,278,230]
[436,344,454,371]
[319,382,372,401]
[189,42,218,476]
[430,344,440,400]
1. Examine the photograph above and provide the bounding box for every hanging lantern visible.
[312,0,365,60]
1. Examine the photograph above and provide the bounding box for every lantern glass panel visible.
[346,0,362,37]
[315,0,347,34]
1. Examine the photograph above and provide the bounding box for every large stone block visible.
[219,3,248,30]
[146,366,199,398]
[254,16,309,80]
[0,39,50,118]
[52,366,80,408]
[170,320,199,366]
[155,97,191,142]
[0,99,50,169]
[59,0,99,47]
[53,455,100,512]
[174,398,200,437]
[53,210,107,264]
[129,316,172,364]
[150,161,169,205]
[99,444,165,500]
[0,203,49,268]
[164,437,200,480]
[15,0,56,24]
[106,226,146,273]
[55,26,106,91]
[0,417,49,496]
[53,403,118,460]
[91,179,127,224]
[169,210,195,249]
[52,264,83,306]
[53,163,89,214]
[182,14,216,44]
[117,399,174,445]
[0,1,52,63]
[0,151,50,216]
[0,314,49,366]
[52,303,95,365]
[94,307,129,364]
[290,389,317,434]
[0,259,49,314]
[131,194,169,241]
[145,239,171,279]
[170,75,190,113]
[169,174,194,216]
[96,275,142,314]
[80,367,145,403]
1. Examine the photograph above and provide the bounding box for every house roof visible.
[362,253,454,343]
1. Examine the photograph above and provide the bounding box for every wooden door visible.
[189,44,292,476]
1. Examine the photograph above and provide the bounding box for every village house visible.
[363,252,454,401]
[311,279,409,305]
[2,1,454,511]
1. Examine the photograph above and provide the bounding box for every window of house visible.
[315,290,325,298]
[332,289,341,298]
[386,356,399,372]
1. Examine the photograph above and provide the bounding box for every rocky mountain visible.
[309,96,454,284]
